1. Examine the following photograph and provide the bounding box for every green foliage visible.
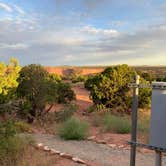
[139,72,156,82]
[0,121,33,166]
[14,121,32,133]
[139,78,151,108]
[48,73,61,82]
[17,64,75,121]
[59,117,89,140]
[0,58,20,104]
[85,64,151,112]
[102,114,131,134]
[85,65,135,112]
[72,75,88,83]
[0,120,16,138]
[56,83,76,103]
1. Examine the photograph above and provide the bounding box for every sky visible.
[0,0,166,66]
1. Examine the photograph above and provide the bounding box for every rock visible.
[50,148,57,154]
[118,145,124,148]
[87,136,96,140]
[36,143,44,149]
[72,157,86,164]
[55,150,61,154]
[60,153,73,159]
[108,144,117,148]
[43,146,50,151]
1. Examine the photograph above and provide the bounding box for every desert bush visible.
[102,114,131,134]
[59,117,89,140]
[48,73,61,82]
[56,83,76,103]
[0,121,33,166]
[85,64,151,112]
[87,104,109,113]
[14,121,32,133]
[17,64,75,122]
[72,75,88,83]
[0,58,20,104]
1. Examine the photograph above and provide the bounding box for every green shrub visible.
[17,64,75,122]
[57,83,76,103]
[84,65,151,112]
[102,114,131,134]
[0,120,16,138]
[14,121,32,133]
[0,121,33,166]
[59,117,89,140]
[72,75,87,83]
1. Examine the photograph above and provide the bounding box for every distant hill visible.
[45,66,166,77]
[45,66,104,76]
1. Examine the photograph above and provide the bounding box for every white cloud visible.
[0,2,12,12]
[0,43,29,50]
[14,5,25,15]
[81,25,119,37]
[0,7,166,66]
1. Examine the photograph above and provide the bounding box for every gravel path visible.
[30,134,166,166]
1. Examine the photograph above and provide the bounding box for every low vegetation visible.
[59,117,89,140]
[0,121,34,166]
[102,114,131,134]
[14,121,32,133]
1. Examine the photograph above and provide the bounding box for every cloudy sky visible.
[0,0,166,66]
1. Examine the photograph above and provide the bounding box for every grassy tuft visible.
[102,114,131,134]
[0,121,34,166]
[14,121,32,133]
[59,117,89,140]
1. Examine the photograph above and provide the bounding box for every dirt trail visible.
[31,134,166,166]
[72,83,93,111]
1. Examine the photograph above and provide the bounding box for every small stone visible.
[36,143,44,149]
[108,144,116,148]
[50,149,57,154]
[55,150,61,154]
[87,136,96,140]
[72,157,86,164]
[118,145,124,148]
[43,146,50,151]
[60,153,73,159]
[37,143,43,147]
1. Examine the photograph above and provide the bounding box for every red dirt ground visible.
[71,83,130,147]
[34,81,130,147]
[45,67,104,76]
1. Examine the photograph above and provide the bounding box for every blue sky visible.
[0,0,166,66]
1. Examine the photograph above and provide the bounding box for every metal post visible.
[155,151,162,166]
[130,75,140,166]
